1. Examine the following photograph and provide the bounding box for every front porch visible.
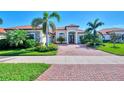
[56,31,84,44]
[67,32,78,44]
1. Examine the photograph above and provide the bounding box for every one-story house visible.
[99,28,124,42]
[5,25,43,42]
[1,25,124,44]
[0,24,85,44]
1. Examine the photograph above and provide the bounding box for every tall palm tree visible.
[86,18,104,46]
[87,18,104,37]
[31,12,61,47]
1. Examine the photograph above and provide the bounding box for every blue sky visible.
[1,11,124,30]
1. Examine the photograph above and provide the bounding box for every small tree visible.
[110,32,121,48]
[84,30,94,43]
[84,28,103,47]
[6,30,28,48]
[57,36,65,44]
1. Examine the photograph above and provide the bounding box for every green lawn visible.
[0,63,50,81]
[0,48,57,56]
[97,43,124,55]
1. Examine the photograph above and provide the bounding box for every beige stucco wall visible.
[0,33,6,39]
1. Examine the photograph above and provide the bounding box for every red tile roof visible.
[56,24,83,32]
[5,25,42,30]
[65,24,79,27]
[99,28,124,34]
[0,28,5,33]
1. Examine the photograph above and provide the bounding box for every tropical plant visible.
[57,36,65,44]
[24,39,38,48]
[86,18,104,46]
[109,32,121,48]
[35,45,48,52]
[0,39,8,49]
[31,12,61,47]
[35,44,58,52]
[79,36,85,44]
[48,43,58,51]
[84,29,94,43]
[6,30,28,48]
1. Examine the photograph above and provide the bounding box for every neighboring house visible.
[0,28,6,39]
[55,24,84,44]
[0,25,53,44]
[99,28,124,42]
[3,25,48,44]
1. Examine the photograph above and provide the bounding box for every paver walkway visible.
[37,64,124,81]
[57,44,113,56]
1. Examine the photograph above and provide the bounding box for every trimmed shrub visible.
[48,44,58,51]
[95,38,103,46]
[0,39,9,49]
[86,42,94,47]
[57,36,65,44]
[35,45,48,52]
[35,44,58,52]
[24,39,37,48]
[80,36,85,44]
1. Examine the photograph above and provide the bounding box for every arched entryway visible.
[68,32,75,44]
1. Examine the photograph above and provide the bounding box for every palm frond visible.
[85,28,92,32]
[94,18,99,26]
[49,12,61,22]
[49,21,56,32]
[43,12,49,19]
[87,22,94,28]
[95,22,104,28]
[31,18,43,27]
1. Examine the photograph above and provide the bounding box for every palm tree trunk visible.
[46,23,49,47]
[93,30,96,47]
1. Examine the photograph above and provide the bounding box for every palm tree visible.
[31,12,61,47]
[86,18,104,46]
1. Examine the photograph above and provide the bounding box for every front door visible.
[69,33,75,44]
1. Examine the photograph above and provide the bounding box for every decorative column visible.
[39,31,42,44]
[75,32,78,44]
[67,32,69,44]
[55,32,58,43]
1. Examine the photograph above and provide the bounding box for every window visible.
[122,34,124,40]
[59,33,65,37]
[28,33,35,39]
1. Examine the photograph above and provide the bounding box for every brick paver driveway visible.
[57,44,113,56]
[37,64,124,81]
